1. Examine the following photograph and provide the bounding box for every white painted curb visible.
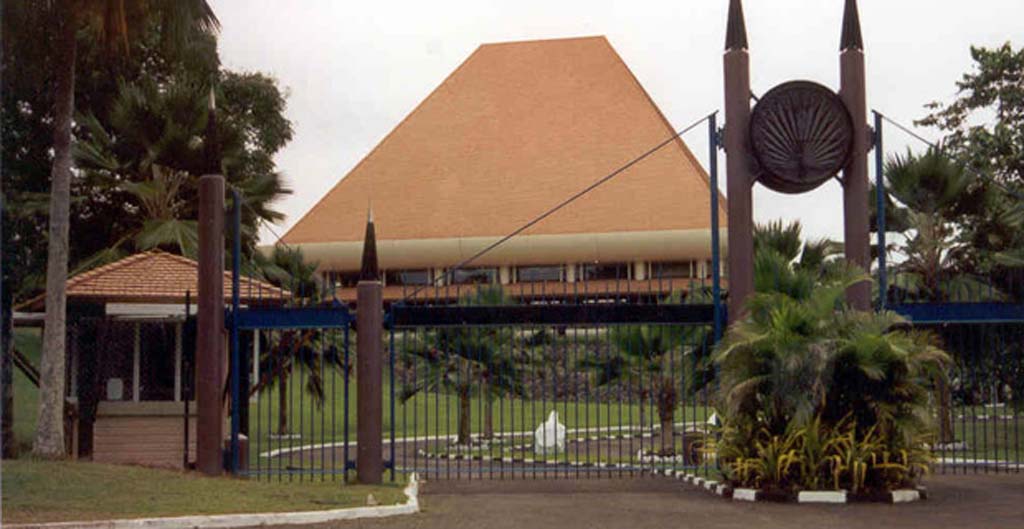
[890,489,921,503]
[797,490,847,504]
[732,488,759,502]
[8,474,420,529]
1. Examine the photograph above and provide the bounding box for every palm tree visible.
[714,270,949,448]
[247,246,334,436]
[74,74,290,267]
[29,0,218,459]
[582,292,711,456]
[879,147,990,302]
[399,286,524,446]
[753,220,844,299]
[878,148,999,442]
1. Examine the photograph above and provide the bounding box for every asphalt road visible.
[278,472,1024,529]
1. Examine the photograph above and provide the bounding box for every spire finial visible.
[205,85,219,173]
[725,0,748,51]
[840,0,864,51]
[359,208,379,281]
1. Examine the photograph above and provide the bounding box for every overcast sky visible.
[210,0,1021,245]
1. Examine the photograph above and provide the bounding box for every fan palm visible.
[399,286,524,445]
[879,148,1000,441]
[583,292,711,455]
[714,269,949,451]
[753,220,844,299]
[247,246,338,435]
[75,74,289,267]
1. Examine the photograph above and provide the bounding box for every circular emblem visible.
[749,81,854,194]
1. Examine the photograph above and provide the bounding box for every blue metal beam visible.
[891,303,1024,324]
[873,110,887,310]
[229,307,353,330]
[709,112,724,342]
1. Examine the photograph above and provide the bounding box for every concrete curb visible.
[797,490,847,503]
[7,474,420,529]
[261,422,708,459]
[678,474,926,505]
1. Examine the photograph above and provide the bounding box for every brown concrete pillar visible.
[196,174,224,475]
[356,281,383,484]
[356,210,383,484]
[723,0,754,320]
[840,0,871,310]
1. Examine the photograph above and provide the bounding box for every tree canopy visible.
[1,2,293,303]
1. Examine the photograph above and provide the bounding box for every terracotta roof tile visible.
[282,36,727,246]
[19,250,288,311]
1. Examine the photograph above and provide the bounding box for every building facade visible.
[280,36,727,302]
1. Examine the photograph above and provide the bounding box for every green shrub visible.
[714,270,947,494]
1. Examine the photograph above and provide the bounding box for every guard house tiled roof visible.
[19,250,288,311]
[282,36,726,246]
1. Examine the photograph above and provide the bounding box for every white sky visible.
[210,0,1021,245]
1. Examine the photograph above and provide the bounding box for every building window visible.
[98,320,181,402]
[325,271,361,288]
[384,269,432,286]
[650,261,696,280]
[578,263,629,281]
[516,265,563,282]
[139,322,178,401]
[450,267,497,285]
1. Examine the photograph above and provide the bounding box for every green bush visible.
[713,270,947,494]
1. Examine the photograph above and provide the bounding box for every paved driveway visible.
[301,473,1024,529]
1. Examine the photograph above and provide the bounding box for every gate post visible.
[723,0,755,320]
[196,174,225,476]
[356,211,383,484]
[840,0,871,310]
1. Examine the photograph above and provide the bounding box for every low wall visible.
[93,401,196,469]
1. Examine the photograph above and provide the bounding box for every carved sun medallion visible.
[749,80,854,194]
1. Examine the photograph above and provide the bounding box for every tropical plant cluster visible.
[713,270,949,496]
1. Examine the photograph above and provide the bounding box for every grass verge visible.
[1,459,406,524]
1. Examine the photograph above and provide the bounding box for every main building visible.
[280,36,726,302]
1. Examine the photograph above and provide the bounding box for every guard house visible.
[18,250,285,468]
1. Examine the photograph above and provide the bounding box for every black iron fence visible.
[385,281,720,481]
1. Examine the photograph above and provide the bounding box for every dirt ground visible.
[296,472,1024,529]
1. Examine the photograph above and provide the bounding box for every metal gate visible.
[224,188,357,481]
[874,112,1024,474]
[225,113,727,482]
[387,286,721,480]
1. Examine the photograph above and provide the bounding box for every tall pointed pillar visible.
[839,0,871,309]
[196,86,224,476]
[723,0,754,319]
[356,209,383,484]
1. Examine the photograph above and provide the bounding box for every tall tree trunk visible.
[936,373,954,444]
[2,290,15,459]
[638,390,647,432]
[277,369,288,435]
[34,4,76,459]
[656,380,677,455]
[659,415,674,456]
[457,387,471,446]
[482,379,493,439]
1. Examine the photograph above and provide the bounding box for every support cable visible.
[398,111,717,302]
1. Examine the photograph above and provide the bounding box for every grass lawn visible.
[10,328,1021,468]
[0,459,406,524]
[11,328,41,454]
[945,413,1024,461]
[247,377,713,454]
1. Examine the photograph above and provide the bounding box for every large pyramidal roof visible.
[283,36,724,248]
